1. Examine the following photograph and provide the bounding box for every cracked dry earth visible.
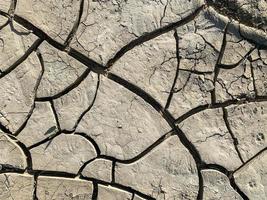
[1,0,267,199]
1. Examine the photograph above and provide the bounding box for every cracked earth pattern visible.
[0,0,267,199]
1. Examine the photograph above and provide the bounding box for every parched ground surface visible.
[0,0,267,199]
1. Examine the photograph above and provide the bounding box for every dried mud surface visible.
[0,0,267,199]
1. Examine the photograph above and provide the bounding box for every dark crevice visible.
[63,0,85,49]
[27,131,61,150]
[211,22,230,104]
[179,68,213,75]
[92,181,98,200]
[0,164,25,174]
[68,48,107,74]
[114,130,174,164]
[111,160,116,183]
[165,30,180,110]
[67,74,100,132]
[201,163,231,177]
[218,47,256,69]
[77,130,175,177]
[82,177,156,200]
[197,168,204,200]
[249,59,258,97]
[49,100,61,132]
[106,5,205,68]
[0,11,107,75]
[33,173,38,200]
[0,18,10,31]
[234,147,267,174]
[57,73,100,133]
[0,122,12,134]
[0,38,43,79]
[229,176,249,200]
[35,68,91,101]
[222,107,245,163]
[8,0,17,16]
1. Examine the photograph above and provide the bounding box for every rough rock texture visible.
[234,151,267,200]
[180,108,243,170]
[115,136,199,199]
[202,170,242,200]
[0,0,266,199]
[97,185,132,200]
[37,176,93,200]
[0,173,34,200]
[30,134,97,173]
[81,158,112,182]
[0,133,26,169]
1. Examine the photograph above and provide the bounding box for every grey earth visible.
[0,0,267,199]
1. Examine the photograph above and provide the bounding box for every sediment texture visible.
[0,0,266,199]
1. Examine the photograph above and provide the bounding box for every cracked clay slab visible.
[0,0,267,199]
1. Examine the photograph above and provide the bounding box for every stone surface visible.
[36,41,87,98]
[17,102,58,147]
[180,108,242,170]
[0,16,39,72]
[0,173,34,200]
[53,72,98,131]
[70,0,205,65]
[37,176,93,200]
[16,0,82,43]
[81,158,112,182]
[202,169,242,200]
[111,31,177,107]
[30,134,97,173]
[77,76,171,160]
[115,135,199,200]
[0,0,267,199]
[98,185,132,200]
[0,52,42,133]
[0,133,26,169]
[226,102,267,162]
[234,150,267,200]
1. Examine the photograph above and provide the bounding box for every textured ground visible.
[0,0,267,199]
